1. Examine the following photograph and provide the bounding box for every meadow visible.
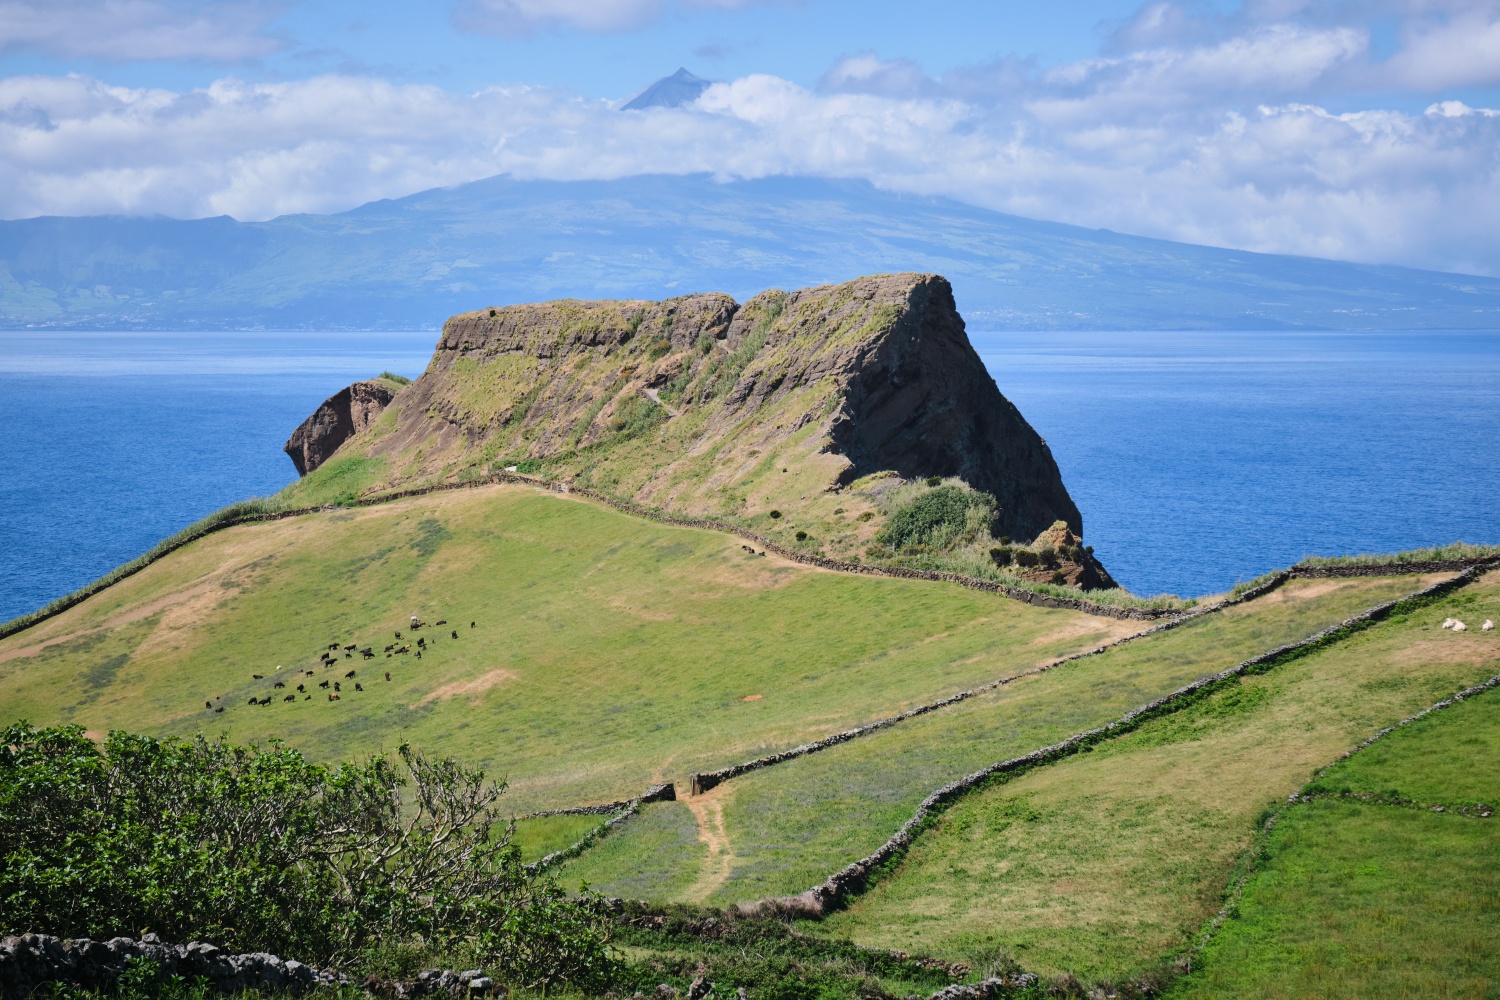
[0,482,1143,813]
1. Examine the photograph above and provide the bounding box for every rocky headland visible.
[287,273,1112,586]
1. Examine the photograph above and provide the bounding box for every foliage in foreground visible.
[0,725,617,993]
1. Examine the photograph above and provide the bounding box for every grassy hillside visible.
[4,467,1495,997]
[0,483,1145,813]
[560,574,1451,904]
[815,572,1500,987]
[1172,682,1500,999]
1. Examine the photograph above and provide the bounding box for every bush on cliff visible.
[0,724,618,993]
[876,482,997,553]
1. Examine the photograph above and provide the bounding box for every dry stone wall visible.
[0,934,333,999]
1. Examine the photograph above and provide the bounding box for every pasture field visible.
[561,573,1454,904]
[0,483,1144,813]
[1171,684,1500,999]
[816,572,1500,986]
[512,813,607,864]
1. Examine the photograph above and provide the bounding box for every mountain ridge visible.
[3,173,1498,332]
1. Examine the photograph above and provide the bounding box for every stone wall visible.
[0,934,331,999]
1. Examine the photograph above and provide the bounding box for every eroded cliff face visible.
[284,379,400,476]
[308,273,1091,561]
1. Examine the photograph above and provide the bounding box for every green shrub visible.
[990,546,1014,567]
[0,725,617,991]
[877,485,997,552]
[769,510,782,520]
[795,531,809,542]
[924,475,942,487]
[1014,549,1040,568]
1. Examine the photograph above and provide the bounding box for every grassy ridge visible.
[816,572,1500,984]
[0,484,1140,814]
[1172,685,1500,998]
[560,574,1455,905]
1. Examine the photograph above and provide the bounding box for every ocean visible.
[1,328,1497,620]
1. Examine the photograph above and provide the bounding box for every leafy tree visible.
[0,724,617,993]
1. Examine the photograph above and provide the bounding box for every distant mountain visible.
[622,68,712,110]
[2,173,1498,331]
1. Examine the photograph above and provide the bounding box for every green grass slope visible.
[0,483,1145,813]
[560,574,1453,905]
[1172,683,1500,999]
[816,572,1500,986]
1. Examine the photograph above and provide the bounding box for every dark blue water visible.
[1,330,1496,619]
[0,332,434,622]
[977,331,1500,597]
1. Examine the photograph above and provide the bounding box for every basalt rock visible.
[284,379,401,476]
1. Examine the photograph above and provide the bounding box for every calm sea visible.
[1,329,1497,619]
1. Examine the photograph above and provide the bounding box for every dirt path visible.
[682,786,736,904]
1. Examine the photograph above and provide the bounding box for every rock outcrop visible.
[301,273,1101,574]
[284,378,402,476]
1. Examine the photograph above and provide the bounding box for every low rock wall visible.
[0,933,334,999]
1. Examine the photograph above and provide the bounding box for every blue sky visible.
[1,0,1498,274]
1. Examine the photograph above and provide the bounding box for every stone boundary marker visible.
[737,565,1486,918]
[5,468,1495,643]
[522,783,675,876]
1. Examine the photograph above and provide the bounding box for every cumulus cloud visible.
[454,0,792,37]
[0,0,284,61]
[2,0,1499,276]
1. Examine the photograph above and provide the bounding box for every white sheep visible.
[1484,620,1495,632]
[1442,618,1456,629]
[1453,621,1468,632]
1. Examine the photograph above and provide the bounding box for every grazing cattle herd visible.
[209,615,478,713]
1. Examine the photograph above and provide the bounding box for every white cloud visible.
[0,0,284,61]
[453,0,792,36]
[2,2,1499,276]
